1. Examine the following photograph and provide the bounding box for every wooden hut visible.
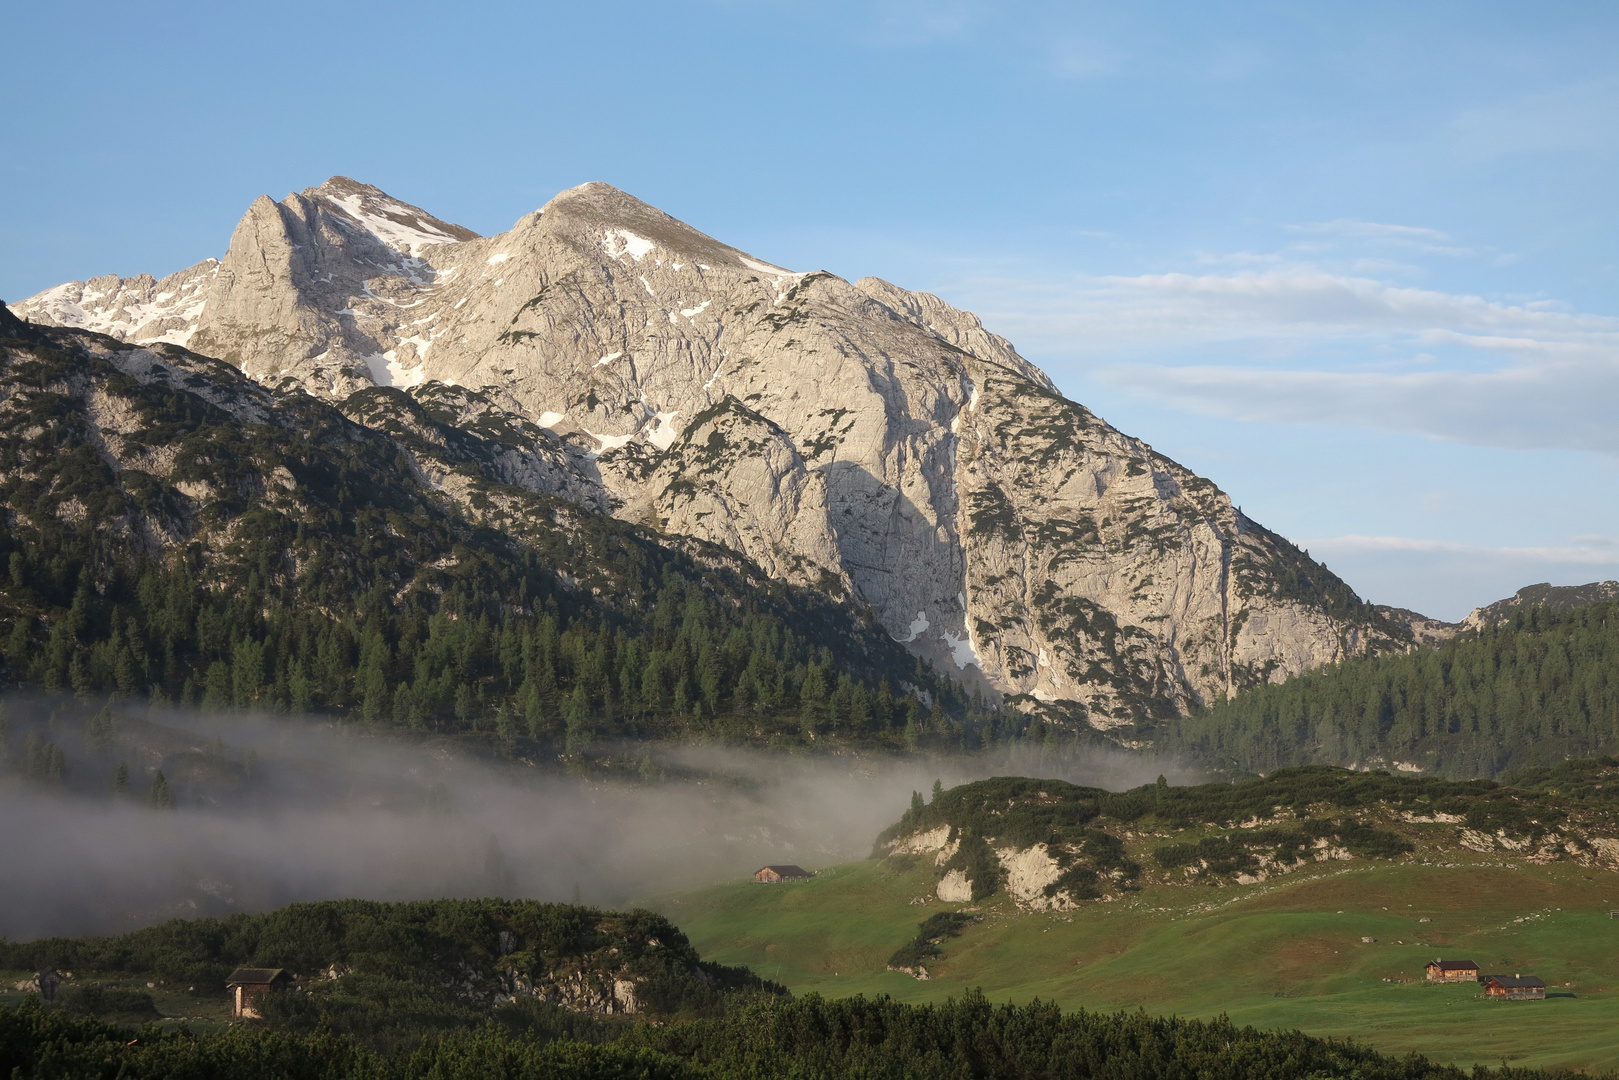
[225,967,294,1018]
[754,865,813,883]
[1482,975,1547,1000]
[1424,959,1480,983]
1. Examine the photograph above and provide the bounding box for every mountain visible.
[15,177,1422,728]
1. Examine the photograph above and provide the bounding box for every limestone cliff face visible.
[17,177,1417,726]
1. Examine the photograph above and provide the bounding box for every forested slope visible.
[0,309,1002,754]
[1162,602,1619,777]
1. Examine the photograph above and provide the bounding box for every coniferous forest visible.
[1162,602,1619,777]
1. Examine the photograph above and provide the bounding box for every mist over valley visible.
[0,693,1190,939]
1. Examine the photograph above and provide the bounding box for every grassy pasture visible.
[648,857,1619,1072]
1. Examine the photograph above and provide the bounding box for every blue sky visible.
[4,0,1616,620]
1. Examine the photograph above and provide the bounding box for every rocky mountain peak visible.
[304,175,480,254]
[12,178,1427,727]
[535,181,794,276]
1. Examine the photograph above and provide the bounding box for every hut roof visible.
[758,865,812,877]
[225,967,290,986]
[1483,975,1546,988]
[1428,959,1479,970]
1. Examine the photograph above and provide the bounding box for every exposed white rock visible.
[887,825,953,856]
[935,869,973,903]
[995,844,1072,910]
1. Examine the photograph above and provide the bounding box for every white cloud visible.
[1297,534,1619,618]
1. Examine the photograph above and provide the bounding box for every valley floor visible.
[647,857,1619,1073]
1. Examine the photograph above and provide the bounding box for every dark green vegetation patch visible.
[886,911,977,970]
[0,898,779,1051]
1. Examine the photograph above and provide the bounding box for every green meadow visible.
[649,857,1619,1073]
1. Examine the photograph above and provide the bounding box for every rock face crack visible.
[16,177,1427,728]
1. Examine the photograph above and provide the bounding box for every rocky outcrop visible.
[935,869,974,903]
[503,967,642,1014]
[995,844,1070,911]
[18,177,1424,726]
[16,261,218,348]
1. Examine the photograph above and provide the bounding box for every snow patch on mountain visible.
[16,261,218,346]
[604,228,656,262]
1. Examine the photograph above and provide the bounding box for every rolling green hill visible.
[649,764,1619,1073]
[653,854,1619,1072]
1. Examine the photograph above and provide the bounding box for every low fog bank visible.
[0,694,1197,940]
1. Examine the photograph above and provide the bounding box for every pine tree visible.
[86,707,114,751]
[113,762,129,795]
[148,769,173,810]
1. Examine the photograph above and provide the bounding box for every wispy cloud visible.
[853,0,980,46]
[958,265,1619,454]
[1303,534,1619,567]
[1283,219,1475,257]
[1452,78,1619,159]
[1049,35,1126,79]
[1286,219,1450,242]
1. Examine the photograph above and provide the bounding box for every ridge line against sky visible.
[3,0,1615,620]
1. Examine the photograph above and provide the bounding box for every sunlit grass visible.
[648,857,1619,1072]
